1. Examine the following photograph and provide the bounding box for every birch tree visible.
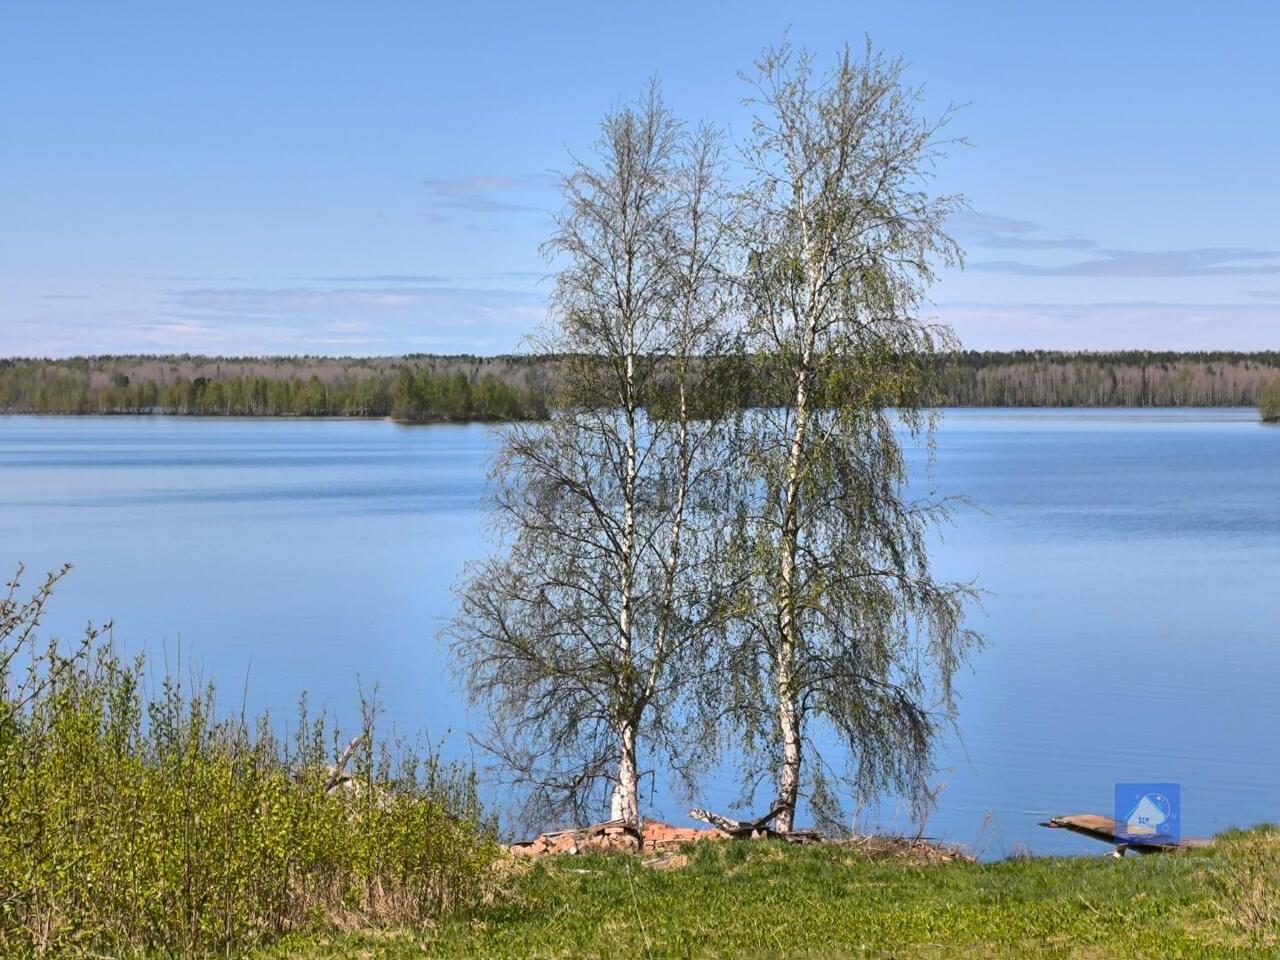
[450,89,735,829]
[724,42,981,833]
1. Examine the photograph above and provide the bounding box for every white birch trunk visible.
[613,291,640,827]
[775,173,820,833]
[610,718,640,824]
[775,384,809,834]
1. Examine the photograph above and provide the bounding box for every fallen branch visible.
[688,805,820,842]
[324,733,366,793]
[536,818,643,841]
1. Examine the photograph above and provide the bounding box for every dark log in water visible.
[1039,813,1210,854]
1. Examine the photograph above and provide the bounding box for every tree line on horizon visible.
[3,348,1280,419]
[0,356,549,421]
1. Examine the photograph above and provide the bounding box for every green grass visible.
[268,839,1266,959]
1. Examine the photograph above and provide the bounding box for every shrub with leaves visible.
[0,565,498,957]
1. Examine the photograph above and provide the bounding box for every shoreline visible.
[0,402,1269,423]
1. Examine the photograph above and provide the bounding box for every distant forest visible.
[936,351,1280,407]
[0,355,551,421]
[2,351,1279,419]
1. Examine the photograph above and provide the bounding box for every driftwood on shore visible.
[688,806,821,843]
[323,733,366,793]
[1039,813,1210,854]
[505,809,971,865]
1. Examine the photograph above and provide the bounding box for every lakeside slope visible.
[272,834,1278,958]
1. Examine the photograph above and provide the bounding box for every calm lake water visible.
[3,410,1278,857]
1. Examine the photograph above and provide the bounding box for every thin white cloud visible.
[939,299,1280,351]
[310,274,451,283]
[421,174,554,214]
[3,281,549,357]
[951,210,1280,278]
[970,248,1280,278]
[167,284,542,313]
[948,211,1097,251]
[153,284,546,354]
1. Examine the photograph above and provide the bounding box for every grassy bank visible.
[277,835,1277,959]
[7,566,1279,958]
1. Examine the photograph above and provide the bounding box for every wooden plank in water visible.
[1039,813,1208,852]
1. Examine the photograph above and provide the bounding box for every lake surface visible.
[3,410,1278,857]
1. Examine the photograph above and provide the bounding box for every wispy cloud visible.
[1243,289,1280,301]
[952,210,1280,278]
[949,211,1097,251]
[488,269,547,281]
[131,319,222,341]
[939,299,1280,350]
[310,274,451,283]
[148,283,547,354]
[970,247,1280,278]
[167,285,542,311]
[421,174,553,214]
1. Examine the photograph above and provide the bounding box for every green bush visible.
[1260,379,1280,422]
[0,565,499,957]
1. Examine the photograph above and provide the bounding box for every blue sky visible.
[3,1,1278,357]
